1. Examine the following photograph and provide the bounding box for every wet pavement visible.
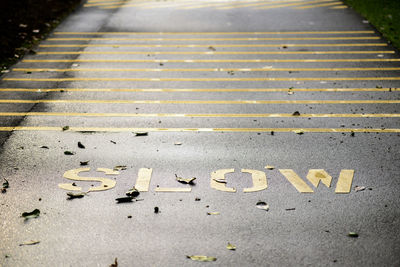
[1,0,400,266]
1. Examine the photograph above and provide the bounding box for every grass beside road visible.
[0,0,82,71]
[343,0,400,50]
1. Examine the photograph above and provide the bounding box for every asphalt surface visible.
[1,0,400,266]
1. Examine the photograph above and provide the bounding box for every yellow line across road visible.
[12,67,400,72]
[39,43,387,47]
[0,99,399,104]
[0,127,398,133]
[53,31,375,35]
[1,112,399,118]
[35,51,395,55]
[46,37,380,41]
[22,59,400,63]
[0,88,397,92]
[4,77,400,82]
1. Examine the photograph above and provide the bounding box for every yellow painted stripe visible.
[4,77,400,82]
[0,126,398,133]
[13,67,400,72]
[0,99,399,104]
[35,51,395,55]
[0,88,397,92]
[295,1,343,9]
[23,59,400,63]
[1,112,399,118]
[46,37,380,41]
[39,43,387,47]
[257,0,339,9]
[216,0,311,9]
[54,31,375,35]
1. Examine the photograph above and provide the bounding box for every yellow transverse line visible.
[53,31,375,35]
[39,43,387,47]
[0,112,399,118]
[35,51,395,55]
[0,99,399,104]
[46,37,380,41]
[0,127,398,133]
[12,67,400,72]
[22,59,400,63]
[4,77,400,82]
[0,88,397,92]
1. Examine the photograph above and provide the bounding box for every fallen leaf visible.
[80,161,89,166]
[32,29,40,33]
[174,142,182,145]
[67,192,86,199]
[114,165,127,171]
[186,255,217,262]
[110,258,118,267]
[154,207,159,213]
[208,46,216,51]
[292,111,301,116]
[285,208,296,211]
[19,240,40,246]
[125,187,140,197]
[134,132,148,136]
[40,146,49,149]
[287,90,294,95]
[110,140,117,144]
[175,175,196,184]
[2,178,9,193]
[256,201,269,211]
[22,209,40,219]
[62,126,69,131]
[293,129,304,135]
[355,186,366,192]
[115,197,134,203]
[19,24,27,28]
[207,212,220,215]
[212,178,227,184]
[78,142,85,149]
[348,232,359,238]
[226,243,236,250]
[64,151,75,155]
[265,165,275,170]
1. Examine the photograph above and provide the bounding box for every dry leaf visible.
[212,178,227,184]
[22,209,40,219]
[293,129,304,135]
[126,187,140,197]
[78,142,85,149]
[355,186,366,192]
[19,240,40,246]
[186,255,217,262]
[110,258,118,267]
[175,174,196,184]
[174,142,182,145]
[207,212,220,215]
[114,165,127,171]
[256,201,269,211]
[67,192,86,199]
[134,132,148,136]
[64,151,75,155]
[226,243,236,250]
[348,232,359,238]
[265,165,275,170]
[115,197,134,203]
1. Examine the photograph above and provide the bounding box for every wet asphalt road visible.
[1,0,400,266]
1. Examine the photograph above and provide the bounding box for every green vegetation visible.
[343,0,400,49]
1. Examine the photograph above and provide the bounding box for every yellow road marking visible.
[216,0,312,9]
[46,36,380,41]
[135,168,153,192]
[21,59,400,63]
[0,127,398,133]
[35,51,394,55]
[330,5,347,9]
[279,169,314,193]
[1,88,397,92]
[53,31,375,35]
[335,170,354,193]
[0,99,399,104]
[13,67,400,72]
[295,1,343,9]
[1,112,399,118]
[5,77,400,82]
[39,43,387,47]
[257,0,337,9]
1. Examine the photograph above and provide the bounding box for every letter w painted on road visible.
[279,169,354,193]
